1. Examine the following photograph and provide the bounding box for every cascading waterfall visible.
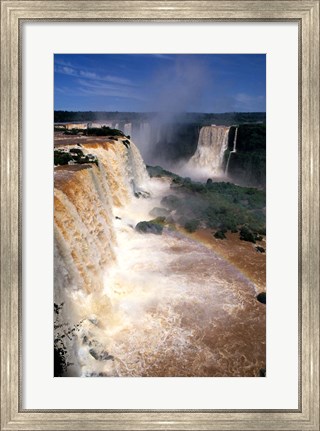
[225,126,238,175]
[54,135,265,378]
[188,126,230,176]
[54,138,150,375]
[54,166,116,295]
[130,122,153,161]
[124,123,132,137]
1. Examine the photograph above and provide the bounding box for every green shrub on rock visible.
[239,225,256,243]
[69,148,84,156]
[184,220,200,233]
[54,150,73,166]
[214,230,227,240]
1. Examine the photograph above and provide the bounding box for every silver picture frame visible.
[1,1,319,430]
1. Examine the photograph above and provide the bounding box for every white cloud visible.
[152,54,174,61]
[233,93,265,110]
[77,79,146,101]
[55,62,135,87]
[79,70,97,79]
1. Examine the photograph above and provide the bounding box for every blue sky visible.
[54,54,266,113]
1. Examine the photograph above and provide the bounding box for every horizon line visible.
[54,110,266,114]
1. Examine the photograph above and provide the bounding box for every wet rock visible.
[256,292,266,304]
[89,348,114,361]
[100,352,114,361]
[239,226,256,243]
[214,230,226,240]
[122,139,131,149]
[88,317,98,325]
[134,190,151,199]
[89,349,100,360]
[135,217,165,235]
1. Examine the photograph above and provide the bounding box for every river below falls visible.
[76,178,266,377]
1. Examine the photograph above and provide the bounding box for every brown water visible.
[97,227,265,377]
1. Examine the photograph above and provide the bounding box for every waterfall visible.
[54,166,116,295]
[54,135,265,378]
[54,139,150,294]
[225,127,238,175]
[188,126,230,176]
[54,139,150,374]
[124,123,132,137]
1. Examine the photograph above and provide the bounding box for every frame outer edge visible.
[299,1,319,430]
[9,6,20,427]
[309,1,319,429]
[0,1,319,430]
[1,3,13,431]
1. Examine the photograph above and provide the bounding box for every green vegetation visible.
[147,165,180,179]
[63,129,82,135]
[234,124,266,152]
[54,148,98,166]
[184,220,200,233]
[54,151,73,166]
[54,110,266,125]
[152,168,266,238]
[85,126,124,137]
[227,124,266,187]
[239,225,257,243]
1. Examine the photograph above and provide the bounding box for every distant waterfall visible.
[225,127,238,175]
[124,123,132,137]
[188,126,230,176]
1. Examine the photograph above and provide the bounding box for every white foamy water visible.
[225,126,238,175]
[182,125,230,180]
